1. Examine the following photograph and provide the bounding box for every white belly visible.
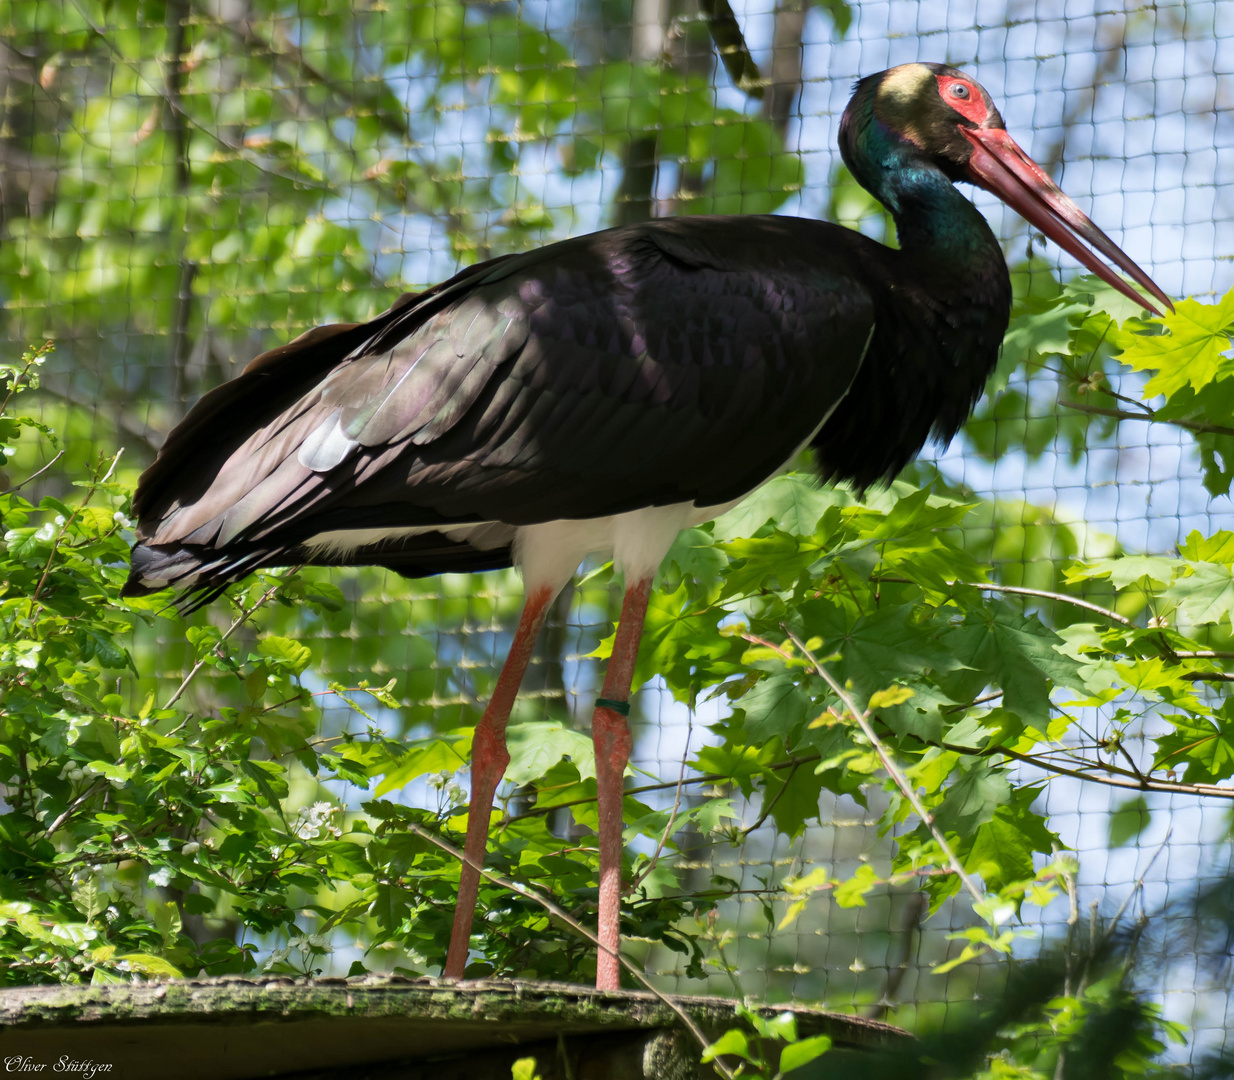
[300,496,742,599]
[512,497,742,596]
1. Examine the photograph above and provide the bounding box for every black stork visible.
[123,63,1169,990]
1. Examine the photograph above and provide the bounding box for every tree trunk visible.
[613,0,668,226]
[763,0,807,141]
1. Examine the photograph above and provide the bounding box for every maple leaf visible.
[1115,288,1234,399]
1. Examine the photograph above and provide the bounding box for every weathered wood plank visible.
[0,976,907,1079]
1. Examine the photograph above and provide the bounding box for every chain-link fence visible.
[2,0,1232,1068]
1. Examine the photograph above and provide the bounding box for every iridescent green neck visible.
[842,108,1005,283]
[879,137,1001,268]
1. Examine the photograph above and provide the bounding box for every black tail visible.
[123,542,281,613]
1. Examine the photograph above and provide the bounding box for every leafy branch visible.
[1060,399,1234,440]
[401,821,738,1080]
[767,628,985,906]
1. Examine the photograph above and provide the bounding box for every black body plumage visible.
[125,68,1021,608]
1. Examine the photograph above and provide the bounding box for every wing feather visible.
[132,215,880,567]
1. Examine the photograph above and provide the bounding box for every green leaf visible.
[1116,288,1234,398]
[943,607,1083,726]
[931,941,987,975]
[1065,555,1177,590]
[505,721,596,784]
[149,899,182,946]
[258,635,313,673]
[828,604,959,697]
[735,673,811,743]
[756,1010,798,1042]
[762,761,828,837]
[1178,530,1234,564]
[1108,796,1151,847]
[84,760,130,784]
[72,879,105,920]
[712,473,849,540]
[779,1034,832,1074]
[633,580,740,694]
[81,629,130,670]
[1164,562,1234,627]
[4,526,48,560]
[833,863,879,908]
[374,737,469,796]
[1065,273,1161,327]
[1153,713,1234,783]
[933,764,1012,834]
[1198,430,1234,497]
[304,581,346,613]
[240,759,289,806]
[117,952,183,978]
[966,816,1035,892]
[996,292,1076,393]
[701,1028,751,1063]
[511,1057,542,1080]
[664,526,728,584]
[868,685,914,710]
[815,0,852,35]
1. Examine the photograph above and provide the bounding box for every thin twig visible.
[0,356,44,417]
[712,932,746,1001]
[1113,742,1147,785]
[163,581,283,709]
[41,780,105,839]
[1060,400,1234,440]
[401,822,738,1080]
[1061,845,1079,997]
[998,744,1234,799]
[556,1031,578,1080]
[504,749,826,825]
[740,758,801,837]
[1099,385,1156,417]
[943,690,1003,715]
[1,450,64,496]
[31,450,121,605]
[873,576,1132,626]
[1106,829,1171,937]
[774,627,985,906]
[628,714,693,894]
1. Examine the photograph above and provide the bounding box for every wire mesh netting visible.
[2,0,1233,1068]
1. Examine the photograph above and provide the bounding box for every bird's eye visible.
[951,84,970,99]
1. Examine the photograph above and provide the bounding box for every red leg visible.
[591,575,654,991]
[444,585,554,981]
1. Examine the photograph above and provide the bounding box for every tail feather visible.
[124,528,517,614]
[123,542,283,614]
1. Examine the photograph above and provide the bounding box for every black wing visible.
[126,215,880,597]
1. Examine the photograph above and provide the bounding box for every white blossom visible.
[291,801,338,840]
[263,947,291,971]
[147,866,173,888]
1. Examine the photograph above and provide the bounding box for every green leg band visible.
[594,697,631,716]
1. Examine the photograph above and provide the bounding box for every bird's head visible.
[839,62,1171,315]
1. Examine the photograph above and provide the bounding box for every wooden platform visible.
[0,975,908,1079]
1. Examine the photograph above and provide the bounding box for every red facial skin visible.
[935,74,990,125]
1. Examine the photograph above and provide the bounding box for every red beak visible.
[962,126,1172,316]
